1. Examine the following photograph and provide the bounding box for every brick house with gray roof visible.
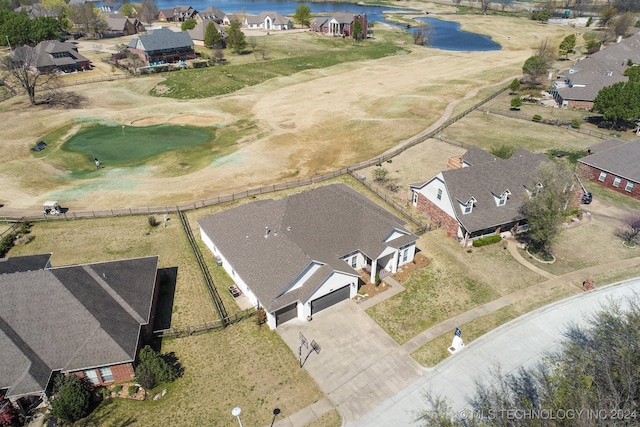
[21,40,91,74]
[127,28,195,65]
[311,12,367,38]
[410,147,549,246]
[551,32,640,109]
[577,138,640,200]
[0,255,160,412]
[198,184,417,329]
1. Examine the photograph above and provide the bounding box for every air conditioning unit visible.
[214,255,222,266]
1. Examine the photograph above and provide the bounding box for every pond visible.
[412,17,501,51]
[64,124,215,166]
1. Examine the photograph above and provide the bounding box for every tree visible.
[49,374,92,423]
[204,22,224,49]
[593,81,640,123]
[497,0,513,11]
[416,294,640,427]
[1,45,58,105]
[480,0,492,14]
[0,10,33,46]
[531,8,551,22]
[490,144,516,159]
[293,3,311,28]
[353,19,363,41]
[522,55,548,87]
[226,21,247,54]
[181,18,196,31]
[519,162,574,252]
[624,65,640,82]
[30,16,62,44]
[68,3,107,37]
[611,12,635,38]
[248,36,257,52]
[134,345,178,390]
[558,34,576,58]
[510,96,522,109]
[119,3,141,18]
[139,0,158,25]
[536,37,555,65]
[509,78,520,93]
[212,48,225,65]
[373,167,389,182]
[598,6,618,28]
[615,215,640,246]
[40,0,67,20]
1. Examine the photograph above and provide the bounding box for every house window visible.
[626,182,634,192]
[498,193,507,206]
[437,188,442,200]
[412,191,418,205]
[598,171,607,182]
[463,202,472,214]
[351,256,357,268]
[84,369,99,385]
[613,177,621,187]
[99,367,114,383]
[403,249,408,262]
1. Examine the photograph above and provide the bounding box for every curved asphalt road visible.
[349,276,640,427]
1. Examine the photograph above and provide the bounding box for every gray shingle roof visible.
[0,254,51,274]
[198,184,416,312]
[332,12,357,24]
[0,256,158,399]
[28,40,90,70]
[578,138,640,183]
[134,28,193,52]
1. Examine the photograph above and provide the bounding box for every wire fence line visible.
[0,85,509,226]
[153,308,256,339]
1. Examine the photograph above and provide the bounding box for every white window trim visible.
[626,181,634,192]
[598,171,607,182]
[613,177,621,187]
[99,366,114,383]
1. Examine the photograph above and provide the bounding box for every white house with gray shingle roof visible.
[198,184,417,329]
[410,147,548,246]
[0,255,159,410]
[244,11,291,30]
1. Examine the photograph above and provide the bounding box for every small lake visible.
[413,17,501,51]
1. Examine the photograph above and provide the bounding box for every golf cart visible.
[43,201,61,215]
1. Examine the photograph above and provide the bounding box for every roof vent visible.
[265,226,269,238]
[287,226,292,231]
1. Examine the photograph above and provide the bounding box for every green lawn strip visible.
[587,184,640,212]
[412,284,575,367]
[152,42,405,99]
[84,322,323,427]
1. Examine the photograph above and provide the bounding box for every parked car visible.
[581,192,593,204]
[31,141,47,152]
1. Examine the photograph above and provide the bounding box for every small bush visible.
[570,119,581,129]
[256,307,266,325]
[148,216,159,227]
[472,235,502,247]
[113,385,123,394]
[532,114,542,122]
[134,346,178,390]
[127,385,138,395]
[100,387,111,398]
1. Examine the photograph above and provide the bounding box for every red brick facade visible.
[578,163,640,200]
[565,99,594,110]
[72,362,135,386]
[415,192,459,238]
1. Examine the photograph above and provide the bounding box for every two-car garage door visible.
[311,286,350,315]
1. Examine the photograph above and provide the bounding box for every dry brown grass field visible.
[0,15,571,211]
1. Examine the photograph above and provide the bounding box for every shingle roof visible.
[28,40,90,70]
[135,28,193,52]
[0,254,51,274]
[0,256,158,399]
[198,184,416,312]
[187,18,224,41]
[200,6,225,20]
[578,138,640,183]
[332,12,357,24]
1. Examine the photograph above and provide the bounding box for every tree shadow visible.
[161,351,185,379]
[79,399,138,427]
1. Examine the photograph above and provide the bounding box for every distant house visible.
[0,254,160,413]
[198,184,418,329]
[311,12,367,38]
[244,11,292,30]
[410,147,549,246]
[19,40,91,74]
[158,8,175,21]
[551,33,640,109]
[99,2,121,13]
[14,4,54,18]
[577,139,640,200]
[127,28,195,65]
[222,14,240,26]
[187,18,226,46]
[103,13,143,37]
[198,6,226,23]
[158,5,198,22]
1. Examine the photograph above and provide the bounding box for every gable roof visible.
[104,13,131,31]
[130,28,193,52]
[198,184,417,312]
[26,40,90,70]
[331,12,357,24]
[0,256,158,399]
[0,254,51,275]
[578,138,640,183]
[187,18,224,41]
[199,6,225,20]
[412,148,548,234]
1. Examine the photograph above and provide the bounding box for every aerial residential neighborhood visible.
[1,0,640,425]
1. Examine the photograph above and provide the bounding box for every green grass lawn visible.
[152,29,410,99]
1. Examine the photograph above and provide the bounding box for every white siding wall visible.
[421,174,456,218]
[302,272,357,319]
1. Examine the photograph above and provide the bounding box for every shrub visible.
[100,387,111,398]
[256,307,267,325]
[472,235,502,247]
[127,385,138,395]
[532,114,542,122]
[148,216,159,227]
[112,385,123,394]
[50,375,92,423]
[570,119,581,128]
[134,346,177,390]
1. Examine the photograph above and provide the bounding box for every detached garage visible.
[197,184,418,329]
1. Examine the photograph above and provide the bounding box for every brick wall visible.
[566,99,594,110]
[72,362,134,386]
[415,193,459,238]
[578,163,640,200]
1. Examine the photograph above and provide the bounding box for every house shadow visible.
[153,267,177,332]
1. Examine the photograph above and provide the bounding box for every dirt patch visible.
[393,252,431,283]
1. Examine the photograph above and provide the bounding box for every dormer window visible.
[495,190,511,206]
[460,197,476,214]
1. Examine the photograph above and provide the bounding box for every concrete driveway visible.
[277,300,423,423]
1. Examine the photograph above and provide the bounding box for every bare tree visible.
[611,12,635,38]
[68,4,108,38]
[1,45,57,105]
[536,37,556,65]
[480,0,492,14]
[248,36,257,53]
[212,48,225,65]
[140,0,158,25]
[615,215,640,246]
[259,39,269,60]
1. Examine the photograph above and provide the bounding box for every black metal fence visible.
[153,308,256,338]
